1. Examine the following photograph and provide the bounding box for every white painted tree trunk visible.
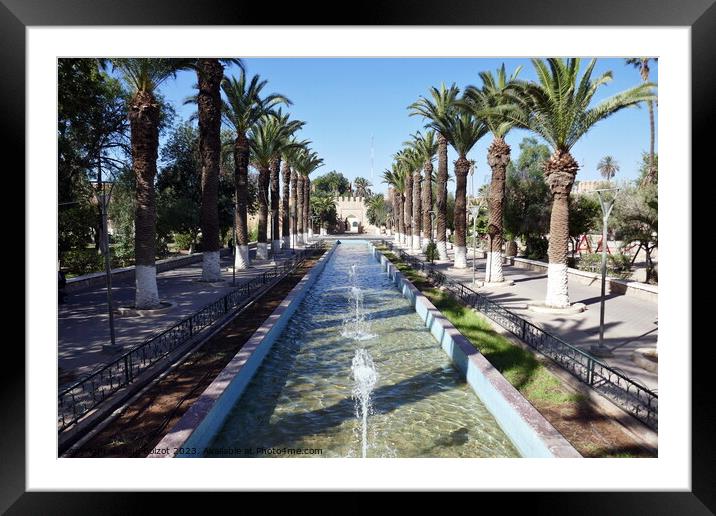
[454,246,467,268]
[135,265,160,309]
[272,240,281,254]
[282,235,290,249]
[545,262,570,307]
[296,233,304,246]
[256,242,269,260]
[487,251,504,283]
[437,240,449,261]
[201,251,222,282]
[412,235,421,251]
[235,245,250,269]
[394,231,400,244]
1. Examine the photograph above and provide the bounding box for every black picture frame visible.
[5,0,710,512]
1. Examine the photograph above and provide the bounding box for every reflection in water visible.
[206,242,519,458]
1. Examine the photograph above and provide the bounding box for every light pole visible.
[95,158,118,352]
[232,190,237,286]
[590,188,619,358]
[469,203,480,285]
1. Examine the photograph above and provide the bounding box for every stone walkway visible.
[391,242,658,391]
[58,248,305,387]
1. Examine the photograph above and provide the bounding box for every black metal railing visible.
[378,240,658,430]
[58,242,326,432]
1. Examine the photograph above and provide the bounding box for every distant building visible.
[334,196,379,234]
[573,180,602,195]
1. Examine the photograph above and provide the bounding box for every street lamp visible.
[232,190,237,286]
[94,158,118,352]
[590,187,620,358]
[469,203,480,285]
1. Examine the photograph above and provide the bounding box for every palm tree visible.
[186,58,243,281]
[311,193,336,235]
[626,58,658,184]
[597,155,619,180]
[394,149,416,246]
[266,110,304,254]
[397,146,425,250]
[282,140,309,249]
[382,164,405,244]
[406,130,438,250]
[409,83,460,260]
[293,149,324,244]
[462,63,525,282]
[443,111,489,268]
[249,115,302,259]
[221,71,290,268]
[353,177,372,197]
[111,58,192,309]
[513,58,656,307]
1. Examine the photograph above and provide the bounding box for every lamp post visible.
[95,158,118,352]
[469,203,480,285]
[590,188,619,358]
[232,190,237,286]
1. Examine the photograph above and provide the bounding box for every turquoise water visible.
[206,241,519,458]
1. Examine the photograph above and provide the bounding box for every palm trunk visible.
[398,192,405,244]
[303,178,311,241]
[421,162,433,249]
[436,134,449,260]
[281,162,291,249]
[648,99,656,183]
[257,165,269,260]
[197,59,223,281]
[544,149,578,307]
[130,90,161,309]
[453,156,470,268]
[270,157,281,254]
[412,169,422,250]
[486,136,510,282]
[391,188,399,244]
[404,171,412,246]
[234,134,250,269]
[296,175,304,245]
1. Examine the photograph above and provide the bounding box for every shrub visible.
[577,252,633,280]
[425,241,439,263]
[172,232,195,251]
[61,248,104,276]
[525,235,548,260]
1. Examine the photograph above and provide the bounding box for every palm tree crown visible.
[512,58,656,152]
[462,63,525,138]
[408,83,460,136]
[597,155,620,180]
[221,71,292,136]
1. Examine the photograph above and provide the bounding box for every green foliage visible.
[366,195,389,227]
[59,204,97,256]
[172,232,196,251]
[577,252,633,280]
[61,248,104,276]
[353,177,372,197]
[525,235,549,260]
[311,192,337,228]
[312,170,350,196]
[512,58,656,152]
[569,194,601,238]
[425,241,439,262]
[504,137,551,242]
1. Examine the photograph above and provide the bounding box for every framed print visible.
[6,0,713,512]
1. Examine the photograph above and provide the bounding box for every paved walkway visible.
[392,242,658,391]
[58,248,305,387]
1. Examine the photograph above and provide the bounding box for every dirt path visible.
[71,258,317,458]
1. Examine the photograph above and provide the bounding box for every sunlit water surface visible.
[206,242,519,458]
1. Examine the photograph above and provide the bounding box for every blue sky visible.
[157,58,658,193]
